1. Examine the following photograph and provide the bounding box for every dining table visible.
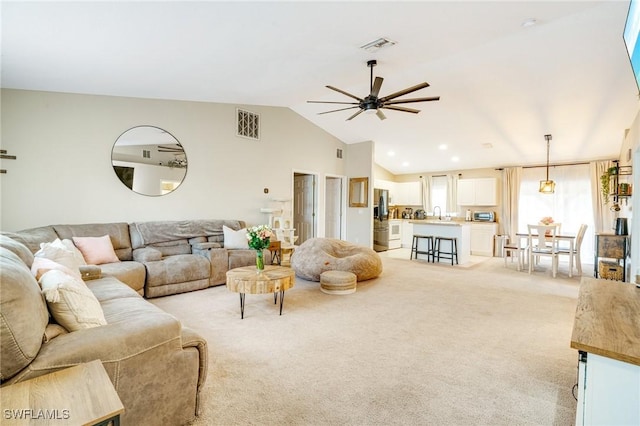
[515,230,577,277]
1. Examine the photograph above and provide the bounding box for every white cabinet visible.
[401,220,414,248]
[575,352,640,426]
[395,181,422,206]
[374,179,394,191]
[470,223,497,256]
[457,178,497,206]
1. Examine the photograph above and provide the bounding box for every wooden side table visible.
[1,360,124,425]
[594,233,629,281]
[226,265,295,319]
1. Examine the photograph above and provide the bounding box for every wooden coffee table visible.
[226,265,295,319]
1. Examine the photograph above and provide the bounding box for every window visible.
[430,176,447,214]
[518,164,595,260]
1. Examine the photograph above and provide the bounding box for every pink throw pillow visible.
[72,235,120,265]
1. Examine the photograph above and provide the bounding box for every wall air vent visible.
[237,108,260,140]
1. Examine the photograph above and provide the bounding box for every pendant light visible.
[539,134,555,194]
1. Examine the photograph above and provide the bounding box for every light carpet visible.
[151,255,582,426]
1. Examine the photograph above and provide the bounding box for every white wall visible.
[0,89,361,234]
[344,141,374,247]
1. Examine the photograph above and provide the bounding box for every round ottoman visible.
[320,270,357,295]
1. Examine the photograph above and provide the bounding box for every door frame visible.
[324,173,346,239]
[292,169,319,242]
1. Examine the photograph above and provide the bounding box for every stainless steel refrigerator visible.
[373,188,389,252]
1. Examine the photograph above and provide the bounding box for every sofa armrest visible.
[133,247,162,262]
[79,265,102,281]
[181,326,208,390]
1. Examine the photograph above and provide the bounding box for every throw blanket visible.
[132,220,243,246]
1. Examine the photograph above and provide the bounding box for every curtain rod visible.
[495,159,615,171]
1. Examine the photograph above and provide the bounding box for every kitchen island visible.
[410,220,472,265]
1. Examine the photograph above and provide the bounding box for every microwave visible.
[473,211,495,222]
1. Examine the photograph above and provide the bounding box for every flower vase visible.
[256,250,265,273]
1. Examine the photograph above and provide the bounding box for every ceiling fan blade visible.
[376,109,387,120]
[370,77,384,98]
[384,96,440,105]
[379,82,431,102]
[382,105,421,114]
[307,101,359,105]
[318,106,360,115]
[157,145,184,152]
[326,85,363,102]
[346,109,364,121]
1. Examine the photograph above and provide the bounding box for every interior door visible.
[294,173,316,244]
[325,176,343,239]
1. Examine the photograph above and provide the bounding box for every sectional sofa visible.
[0,219,266,425]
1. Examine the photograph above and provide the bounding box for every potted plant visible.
[600,172,611,205]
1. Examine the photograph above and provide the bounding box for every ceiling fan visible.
[307,59,440,121]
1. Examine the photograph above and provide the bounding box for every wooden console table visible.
[0,360,124,425]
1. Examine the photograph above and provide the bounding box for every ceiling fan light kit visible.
[539,134,556,194]
[307,59,440,121]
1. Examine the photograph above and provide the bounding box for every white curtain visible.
[501,167,522,240]
[518,163,595,262]
[421,176,432,213]
[446,174,459,214]
[590,160,615,233]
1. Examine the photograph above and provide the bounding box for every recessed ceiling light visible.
[438,144,448,150]
[482,143,493,149]
[521,18,537,28]
[451,156,460,162]
[402,161,410,167]
[387,150,395,157]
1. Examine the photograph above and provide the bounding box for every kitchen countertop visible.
[409,219,471,226]
[571,276,640,366]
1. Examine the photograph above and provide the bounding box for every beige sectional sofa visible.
[0,235,206,425]
[0,219,265,425]
[7,219,265,298]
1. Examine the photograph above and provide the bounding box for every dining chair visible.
[557,224,588,276]
[528,224,559,277]
[503,235,525,271]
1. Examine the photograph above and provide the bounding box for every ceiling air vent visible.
[360,37,396,53]
[237,108,260,140]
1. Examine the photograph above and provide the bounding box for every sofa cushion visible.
[39,270,107,332]
[0,248,49,381]
[99,261,146,294]
[0,234,34,267]
[72,235,120,265]
[144,254,210,287]
[53,223,133,261]
[129,219,246,248]
[1,227,59,254]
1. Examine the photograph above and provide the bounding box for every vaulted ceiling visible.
[2,1,639,174]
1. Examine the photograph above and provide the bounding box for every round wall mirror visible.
[111,125,187,196]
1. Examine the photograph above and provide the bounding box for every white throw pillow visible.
[34,238,86,278]
[223,225,249,249]
[38,270,107,332]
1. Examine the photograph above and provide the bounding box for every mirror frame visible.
[111,125,187,197]
[349,177,369,207]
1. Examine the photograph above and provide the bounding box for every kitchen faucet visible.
[433,206,442,220]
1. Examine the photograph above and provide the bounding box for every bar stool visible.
[411,234,434,262]
[434,237,458,265]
